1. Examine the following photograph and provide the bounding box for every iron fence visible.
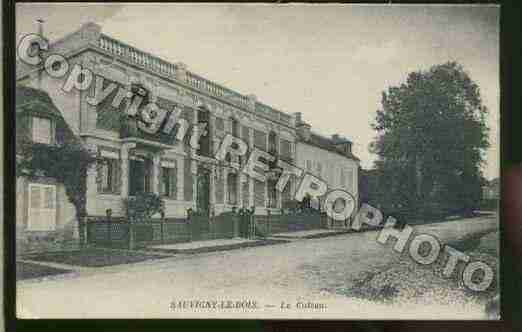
[86,208,330,249]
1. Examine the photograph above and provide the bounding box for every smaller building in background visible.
[294,112,360,209]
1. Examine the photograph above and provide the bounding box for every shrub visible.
[124,192,165,223]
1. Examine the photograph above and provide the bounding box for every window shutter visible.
[23,116,33,141]
[215,117,224,131]
[215,168,224,204]
[280,139,292,161]
[225,118,232,134]
[96,160,105,193]
[241,125,250,145]
[51,120,56,145]
[170,162,178,198]
[282,178,293,204]
[159,167,165,196]
[254,130,267,151]
[113,159,122,194]
[254,179,265,207]
[28,185,42,230]
[183,157,193,201]
[242,181,249,208]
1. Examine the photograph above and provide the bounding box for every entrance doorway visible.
[129,158,152,196]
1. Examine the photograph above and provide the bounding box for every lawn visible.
[24,248,169,267]
[17,262,72,280]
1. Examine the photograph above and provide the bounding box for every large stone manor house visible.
[16,22,359,238]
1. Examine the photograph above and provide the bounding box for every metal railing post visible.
[160,210,165,244]
[128,223,135,250]
[187,208,193,242]
[267,209,271,237]
[249,207,255,239]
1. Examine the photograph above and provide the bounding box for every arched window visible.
[227,173,238,205]
[197,107,211,157]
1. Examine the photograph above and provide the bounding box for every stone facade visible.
[16,22,360,238]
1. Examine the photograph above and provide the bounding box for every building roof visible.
[299,132,360,162]
[16,85,79,146]
[16,85,63,119]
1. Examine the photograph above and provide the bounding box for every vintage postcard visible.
[14,3,500,319]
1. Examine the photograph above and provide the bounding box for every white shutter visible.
[28,183,56,231]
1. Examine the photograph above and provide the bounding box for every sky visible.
[16,3,500,179]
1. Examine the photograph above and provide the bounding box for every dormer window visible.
[32,116,53,144]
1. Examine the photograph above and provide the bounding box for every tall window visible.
[268,131,278,155]
[267,179,278,208]
[215,117,225,132]
[316,163,323,178]
[229,118,241,165]
[99,158,120,193]
[197,108,211,157]
[231,118,239,137]
[280,139,292,162]
[254,129,267,151]
[161,166,177,199]
[227,173,238,205]
[129,158,152,196]
[32,117,53,144]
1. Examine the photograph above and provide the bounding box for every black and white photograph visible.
[13,3,500,320]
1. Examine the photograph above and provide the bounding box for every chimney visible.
[293,112,303,125]
[297,122,311,141]
[332,134,353,155]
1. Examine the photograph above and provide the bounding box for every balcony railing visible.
[186,71,250,109]
[256,102,293,125]
[98,35,179,80]
[97,34,293,127]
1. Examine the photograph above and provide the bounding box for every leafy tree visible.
[370,62,489,220]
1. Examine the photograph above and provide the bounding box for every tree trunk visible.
[76,203,87,247]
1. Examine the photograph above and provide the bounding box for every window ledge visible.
[98,192,121,197]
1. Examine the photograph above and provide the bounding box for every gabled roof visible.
[15,85,79,146]
[16,85,63,119]
[299,132,360,162]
